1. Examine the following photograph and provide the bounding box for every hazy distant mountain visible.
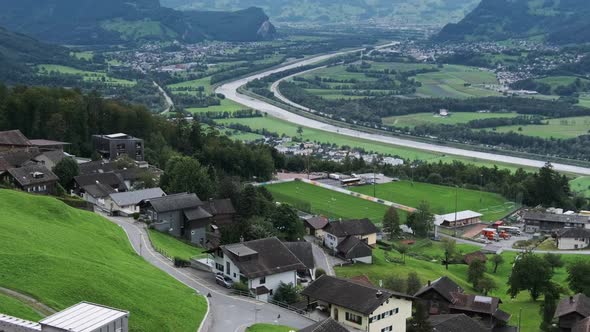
[160,0,480,27]
[0,0,275,45]
[437,0,590,44]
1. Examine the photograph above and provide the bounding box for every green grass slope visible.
[0,190,206,331]
[0,293,43,321]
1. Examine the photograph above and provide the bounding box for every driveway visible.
[102,214,313,332]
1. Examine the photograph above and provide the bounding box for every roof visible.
[39,301,128,332]
[184,207,213,221]
[83,183,116,198]
[7,165,58,186]
[481,244,503,254]
[557,228,590,239]
[115,168,143,181]
[0,314,41,330]
[323,219,378,237]
[555,294,590,318]
[523,212,589,224]
[449,292,507,320]
[435,210,483,226]
[203,198,236,215]
[284,241,314,269]
[336,236,372,259]
[34,150,66,165]
[78,160,117,175]
[109,188,165,206]
[0,149,40,170]
[299,318,349,332]
[305,216,329,230]
[29,139,70,147]
[573,316,590,332]
[75,172,126,190]
[414,276,464,303]
[301,275,413,315]
[221,237,306,279]
[463,251,487,265]
[429,314,489,332]
[143,193,202,213]
[0,130,32,147]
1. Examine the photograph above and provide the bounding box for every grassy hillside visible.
[0,190,206,331]
[0,293,43,321]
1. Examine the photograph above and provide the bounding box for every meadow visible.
[571,176,590,198]
[0,190,207,331]
[37,64,135,86]
[0,292,43,321]
[246,324,295,332]
[383,112,519,128]
[148,229,207,261]
[413,64,502,99]
[488,116,590,139]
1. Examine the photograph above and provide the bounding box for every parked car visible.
[215,274,234,288]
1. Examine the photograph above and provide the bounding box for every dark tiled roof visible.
[36,150,66,165]
[429,314,489,332]
[523,212,588,224]
[557,228,590,239]
[109,188,165,207]
[305,216,329,230]
[7,165,58,186]
[299,318,348,332]
[301,275,413,315]
[115,168,143,181]
[203,198,236,215]
[83,183,116,198]
[144,193,203,213]
[415,276,464,303]
[78,160,117,175]
[284,242,314,269]
[336,236,372,259]
[323,219,378,237]
[222,237,306,279]
[555,294,590,318]
[449,293,507,320]
[573,316,590,332]
[0,130,32,147]
[29,139,70,147]
[184,207,212,221]
[0,149,40,170]
[74,172,127,191]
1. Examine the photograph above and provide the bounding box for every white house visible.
[555,228,590,250]
[104,187,166,216]
[323,219,378,252]
[212,237,308,302]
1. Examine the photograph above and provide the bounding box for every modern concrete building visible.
[92,133,144,161]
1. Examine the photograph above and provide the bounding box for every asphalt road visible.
[216,47,590,176]
[102,214,312,332]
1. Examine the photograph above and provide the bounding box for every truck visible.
[498,226,521,236]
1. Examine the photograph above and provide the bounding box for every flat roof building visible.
[92,133,144,162]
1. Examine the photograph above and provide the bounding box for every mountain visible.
[0,0,275,45]
[160,0,480,27]
[436,0,590,44]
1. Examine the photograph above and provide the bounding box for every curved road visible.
[216,47,590,176]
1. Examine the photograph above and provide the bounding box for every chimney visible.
[376,290,383,298]
[570,296,575,304]
[240,236,244,243]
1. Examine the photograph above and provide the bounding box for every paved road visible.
[216,47,590,176]
[102,214,312,332]
[304,236,336,276]
[153,81,174,114]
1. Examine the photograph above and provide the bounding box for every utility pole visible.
[454,186,459,237]
[139,233,143,256]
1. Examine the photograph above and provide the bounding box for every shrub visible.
[173,257,191,268]
[132,212,140,220]
[315,268,326,279]
[233,281,249,293]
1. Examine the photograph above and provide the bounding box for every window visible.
[226,262,231,275]
[259,277,266,284]
[345,312,362,325]
[381,326,392,332]
[215,263,224,272]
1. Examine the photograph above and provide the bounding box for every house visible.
[573,317,590,332]
[139,193,213,245]
[298,318,349,332]
[323,219,379,251]
[78,160,117,175]
[301,275,414,332]
[0,150,40,173]
[435,211,482,228]
[448,292,510,329]
[74,172,128,195]
[523,212,589,233]
[428,314,489,332]
[202,198,237,227]
[415,276,464,315]
[284,241,316,280]
[81,183,116,206]
[92,133,144,161]
[555,294,590,332]
[212,237,307,302]
[0,301,128,332]
[303,216,329,238]
[29,139,70,152]
[2,165,58,195]
[104,187,166,216]
[0,130,33,152]
[555,228,590,250]
[31,150,66,170]
[335,236,373,264]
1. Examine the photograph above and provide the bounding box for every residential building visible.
[298,318,348,332]
[555,228,590,250]
[29,139,70,152]
[428,314,489,332]
[202,198,237,227]
[323,219,379,251]
[303,216,329,238]
[447,292,510,329]
[2,165,58,195]
[335,236,373,264]
[301,275,414,332]
[573,317,590,332]
[415,276,464,315]
[31,150,66,170]
[523,212,589,233]
[211,237,307,302]
[81,183,116,206]
[284,241,316,280]
[78,160,117,175]
[92,133,144,161]
[0,130,33,152]
[555,294,590,332]
[74,172,128,195]
[104,187,166,216]
[435,211,482,228]
[0,301,128,332]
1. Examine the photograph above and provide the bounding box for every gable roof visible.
[299,318,348,332]
[435,210,482,226]
[78,160,117,175]
[83,183,116,199]
[33,150,66,165]
[74,172,127,191]
[523,212,589,224]
[555,294,590,319]
[284,241,314,269]
[109,188,166,207]
[301,275,413,315]
[0,149,40,170]
[144,193,203,213]
[415,276,464,303]
[449,292,508,321]
[305,216,329,230]
[184,207,212,221]
[557,228,590,239]
[7,165,58,186]
[0,130,32,147]
[336,236,372,259]
[323,219,378,237]
[221,237,306,279]
[29,139,70,147]
[203,198,236,215]
[428,314,489,332]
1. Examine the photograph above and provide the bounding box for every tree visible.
[508,252,553,301]
[269,204,305,241]
[382,207,401,240]
[397,243,409,263]
[406,201,434,238]
[52,157,79,190]
[245,217,277,241]
[407,301,432,332]
[467,259,486,289]
[406,272,422,295]
[384,276,406,293]
[160,156,216,199]
[441,238,457,269]
[492,254,504,274]
[477,276,497,296]
[544,253,564,272]
[567,260,590,296]
[540,282,562,332]
[272,282,301,304]
[296,126,303,137]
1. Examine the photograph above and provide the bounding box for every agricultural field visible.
[148,229,207,261]
[412,64,502,99]
[352,181,515,221]
[71,51,94,61]
[571,176,590,198]
[37,64,135,86]
[264,181,394,224]
[0,190,207,331]
[488,116,590,139]
[168,76,213,95]
[535,76,590,93]
[383,112,519,128]
[186,99,246,114]
[246,324,295,332]
[0,293,43,321]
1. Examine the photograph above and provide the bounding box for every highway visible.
[216,46,590,176]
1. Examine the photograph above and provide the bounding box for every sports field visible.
[571,176,590,198]
[37,64,135,86]
[382,112,518,128]
[351,181,515,221]
[413,64,502,99]
[489,116,590,139]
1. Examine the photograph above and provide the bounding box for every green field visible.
[571,176,590,198]
[148,229,207,261]
[0,190,206,331]
[101,18,177,40]
[351,181,515,221]
[246,324,295,332]
[383,112,518,128]
[37,64,135,86]
[264,181,393,224]
[0,292,43,321]
[186,99,245,114]
[71,51,94,61]
[489,116,590,139]
[413,64,502,99]
[168,76,213,95]
[536,76,590,93]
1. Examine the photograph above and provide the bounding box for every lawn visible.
[264,181,394,224]
[351,181,515,221]
[37,64,135,86]
[383,112,519,128]
[148,229,207,261]
[489,116,590,139]
[246,324,295,332]
[0,292,43,321]
[413,64,502,99]
[571,176,590,198]
[0,190,207,332]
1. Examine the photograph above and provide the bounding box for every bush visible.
[173,257,191,268]
[233,281,249,293]
[272,282,301,305]
[132,212,140,220]
[315,268,326,279]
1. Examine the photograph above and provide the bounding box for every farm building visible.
[0,130,33,152]
[523,211,589,233]
[434,211,482,228]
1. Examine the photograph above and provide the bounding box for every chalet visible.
[448,292,510,329]
[0,130,33,152]
[81,183,116,206]
[303,216,329,238]
[104,187,166,216]
[2,165,58,195]
[428,314,489,332]
[202,198,236,227]
[435,210,482,228]
[573,317,590,332]
[555,294,590,332]
[298,318,348,332]
[212,237,307,302]
[301,275,414,332]
[74,172,128,195]
[335,236,373,264]
[284,241,316,280]
[555,228,590,250]
[523,212,589,233]
[415,276,464,315]
[323,219,378,251]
